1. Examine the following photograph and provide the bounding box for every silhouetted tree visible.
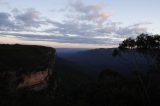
[118,34,160,65]
[119,37,136,50]
[113,33,160,105]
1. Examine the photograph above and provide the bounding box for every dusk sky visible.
[0,0,159,48]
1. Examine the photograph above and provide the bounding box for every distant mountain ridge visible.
[58,48,153,77]
[56,48,90,54]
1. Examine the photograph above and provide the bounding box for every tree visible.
[113,33,160,105]
[116,34,160,64]
[119,37,136,50]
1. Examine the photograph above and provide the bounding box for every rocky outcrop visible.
[17,69,49,90]
[0,44,56,93]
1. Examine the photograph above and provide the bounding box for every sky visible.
[0,0,160,48]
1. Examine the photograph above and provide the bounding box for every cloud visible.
[0,0,152,45]
[67,0,111,22]
[45,20,97,37]
[101,11,110,18]
[15,8,46,28]
[45,0,150,40]
[46,18,150,38]
[0,12,15,31]
[116,22,151,37]
[1,21,149,45]
[0,8,47,31]
[0,32,119,45]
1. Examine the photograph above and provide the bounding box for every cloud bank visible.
[0,0,151,46]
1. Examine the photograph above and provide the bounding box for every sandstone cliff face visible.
[0,44,56,92]
[17,69,49,90]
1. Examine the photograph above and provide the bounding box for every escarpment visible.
[0,44,56,93]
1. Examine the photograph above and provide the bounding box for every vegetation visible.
[0,34,160,106]
[112,33,160,105]
[116,34,160,64]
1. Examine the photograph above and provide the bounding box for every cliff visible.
[0,44,56,92]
